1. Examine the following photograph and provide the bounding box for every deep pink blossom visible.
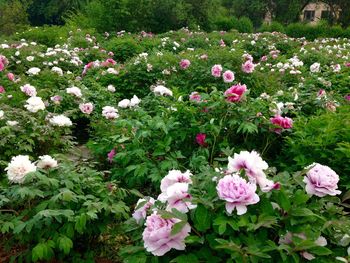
[7,73,15,81]
[0,86,5,93]
[189,92,201,102]
[107,148,116,163]
[345,94,350,101]
[196,133,207,147]
[224,84,247,102]
[270,115,293,132]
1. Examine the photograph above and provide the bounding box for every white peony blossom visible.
[5,155,37,183]
[102,106,119,119]
[6,120,18,126]
[27,67,41,75]
[24,97,45,112]
[310,63,321,73]
[118,99,131,108]
[66,86,82,97]
[107,85,116,92]
[26,56,35,62]
[51,66,63,76]
[49,115,73,127]
[0,110,4,119]
[153,85,173,96]
[37,155,58,169]
[130,95,141,107]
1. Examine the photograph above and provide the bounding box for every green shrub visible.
[236,17,254,33]
[260,21,285,33]
[0,0,29,35]
[105,37,144,63]
[214,17,234,31]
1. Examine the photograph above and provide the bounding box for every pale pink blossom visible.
[132,197,155,224]
[304,163,341,197]
[7,73,15,81]
[142,212,191,256]
[160,170,192,193]
[217,174,260,215]
[0,86,5,93]
[242,60,255,73]
[189,92,201,102]
[79,103,94,114]
[211,64,223,78]
[222,70,235,83]
[20,84,37,97]
[179,59,191,69]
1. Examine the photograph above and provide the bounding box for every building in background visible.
[301,2,341,24]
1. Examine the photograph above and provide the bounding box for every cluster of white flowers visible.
[153,85,173,96]
[102,106,119,119]
[66,86,82,97]
[49,115,73,127]
[24,97,45,113]
[118,95,141,108]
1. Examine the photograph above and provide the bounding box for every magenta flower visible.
[270,115,293,133]
[222,70,235,83]
[142,212,191,256]
[304,163,341,197]
[0,86,5,93]
[189,92,201,102]
[242,60,255,73]
[196,133,207,147]
[211,64,223,78]
[345,94,350,101]
[107,148,116,163]
[224,84,247,102]
[317,89,326,97]
[179,59,191,69]
[217,174,260,215]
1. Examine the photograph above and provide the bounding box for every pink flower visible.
[20,84,37,97]
[200,54,208,60]
[227,150,279,192]
[79,102,94,114]
[196,133,207,147]
[107,148,116,163]
[132,197,155,224]
[7,73,15,81]
[242,60,255,73]
[270,115,293,132]
[0,86,5,93]
[0,61,4,72]
[317,89,326,97]
[50,95,62,104]
[158,183,196,213]
[222,70,235,83]
[345,94,350,101]
[219,39,226,47]
[217,174,260,215]
[211,64,223,78]
[261,56,268,62]
[160,170,192,193]
[179,59,191,69]
[189,92,201,102]
[142,212,191,256]
[224,84,247,102]
[303,163,341,197]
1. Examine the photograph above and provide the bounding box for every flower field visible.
[0,27,350,262]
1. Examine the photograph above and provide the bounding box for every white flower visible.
[106,68,119,75]
[5,155,36,183]
[118,99,131,108]
[51,66,63,76]
[27,67,41,75]
[102,106,119,119]
[66,86,82,98]
[153,85,173,96]
[0,110,4,119]
[49,115,73,127]
[130,95,141,107]
[20,84,37,97]
[107,85,116,92]
[310,63,321,73]
[26,56,35,62]
[6,120,18,126]
[37,155,58,169]
[24,97,45,112]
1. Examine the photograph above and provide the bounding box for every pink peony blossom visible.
[242,60,255,73]
[200,54,208,60]
[160,170,192,193]
[20,84,37,97]
[211,64,223,78]
[7,73,15,81]
[107,148,116,163]
[222,70,235,83]
[227,150,279,192]
[217,174,260,215]
[79,103,94,114]
[142,212,191,256]
[317,89,326,97]
[303,163,341,197]
[189,92,201,102]
[50,95,62,104]
[219,39,226,47]
[270,115,293,132]
[0,61,4,72]
[261,56,268,62]
[0,86,5,93]
[179,59,191,69]
[196,133,207,147]
[132,197,155,224]
[158,182,196,213]
[345,94,350,101]
[224,83,247,102]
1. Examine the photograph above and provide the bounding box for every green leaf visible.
[308,246,332,256]
[171,254,199,263]
[276,190,291,211]
[171,221,187,236]
[58,236,73,254]
[193,204,211,231]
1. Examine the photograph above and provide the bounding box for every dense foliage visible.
[0,27,350,262]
